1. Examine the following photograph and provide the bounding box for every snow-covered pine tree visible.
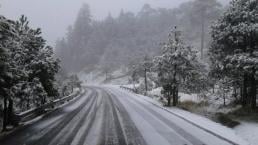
[155,27,204,106]
[0,15,19,130]
[0,16,9,101]
[14,15,60,102]
[0,15,60,131]
[210,0,258,109]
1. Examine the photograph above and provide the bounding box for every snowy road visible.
[0,86,244,145]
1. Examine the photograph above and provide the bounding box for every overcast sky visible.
[0,0,230,46]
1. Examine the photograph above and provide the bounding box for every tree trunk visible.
[223,93,226,106]
[27,98,30,110]
[144,68,148,95]
[172,66,178,106]
[242,74,248,107]
[133,81,136,93]
[172,86,177,106]
[212,84,215,94]
[41,96,46,105]
[175,87,179,105]
[8,98,14,126]
[2,96,8,132]
[250,71,256,110]
[167,92,171,107]
[233,86,237,101]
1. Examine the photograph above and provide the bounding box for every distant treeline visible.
[55,0,223,72]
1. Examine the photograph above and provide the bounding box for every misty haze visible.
[0,0,257,145]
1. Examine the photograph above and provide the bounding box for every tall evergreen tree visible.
[210,0,258,109]
[0,15,60,130]
[155,27,203,106]
[0,15,19,131]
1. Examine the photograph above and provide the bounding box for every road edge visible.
[119,87,244,145]
[0,88,86,141]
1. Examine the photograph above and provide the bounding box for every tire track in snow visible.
[109,89,193,145]
[28,89,98,145]
[104,89,148,145]
[99,90,126,145]
[48,89,99,145]
[75,89,104,145]
[0,88,90,145]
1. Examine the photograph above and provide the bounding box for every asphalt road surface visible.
[0,86,236,145]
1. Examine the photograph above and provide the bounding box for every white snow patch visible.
[234,121,258,145]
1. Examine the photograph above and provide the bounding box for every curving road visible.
[0,86,236,145]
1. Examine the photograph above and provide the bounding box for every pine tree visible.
[0,15,60,130]
[155,27,203,106]
[14,16,60,100]
[210,0,258,109]
[0,15,19,131]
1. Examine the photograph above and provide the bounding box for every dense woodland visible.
[132,0,258,110]
[0,0,257,134]
[209,0,258,109]
[56,0,257,110]
[0,15,83,131]
[0,15,60,130]
[55,0,223,72]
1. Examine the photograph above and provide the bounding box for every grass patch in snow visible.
[179,100,209,111]
[213,107,258,129]
[178,100,241,128]
[215,113,240,128]
[228,107,258,123]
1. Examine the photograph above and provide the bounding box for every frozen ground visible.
[125,86,256,145]
[115,86,249,145]
[234,121,258,145]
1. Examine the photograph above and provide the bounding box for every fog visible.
[0,0,229,45]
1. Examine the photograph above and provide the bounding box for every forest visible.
[55,0,222,72]
[0,0,257,143]
[55,0,257,110]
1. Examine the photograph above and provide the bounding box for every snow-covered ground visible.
[84,71,257,145]
[111,86,249,145]
[234,121,258,145]
[0,85,253,145]
[117,85,257,145]
[146,87,258,145]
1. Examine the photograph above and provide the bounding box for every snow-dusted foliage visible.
[0,16,10,98]
[209,0,258,109]
[10,78,47,112]
[0,14,60,123]
[154,27,205,106]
